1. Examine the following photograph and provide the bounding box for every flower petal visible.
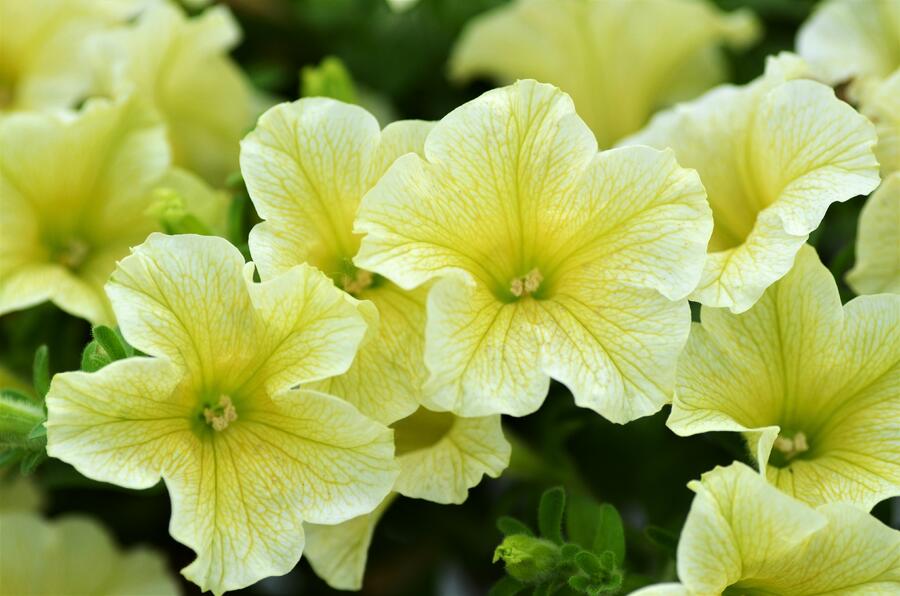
[848,173,900,295]
[859,70,900,177]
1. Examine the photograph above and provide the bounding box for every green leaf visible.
[300,55,358,103]
[19,450,45,475]
[92,325,128,362]
[592,505,625,565]
[566,498,625,565]
[489,576,526,596]
[568,575,590,593]
[497,515,534,537]
[574,551,604,575]
[644,525,679,558]
[538,486,566,544]
[81,341,112,373]
[32,345,50,399]
[0,390,45,437]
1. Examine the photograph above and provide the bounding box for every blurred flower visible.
[859,70,900,177]
[624,54,880,313]
[449,0,759,148]
[45,233,397,595]
[848,173,900,294]
[0,512,179,595]
[0,94,169,324]
[632,463,900,595]
[0,0,146,112]
[355,80,712,422]
[797,0,900,100]
[669,245,900,510]
[92,3,254,186]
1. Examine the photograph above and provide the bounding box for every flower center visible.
[53,239,90,270]
[341,268,374,296]
[203,395,238,431]
[509,268,543,298]
[771,430,809,464]
[390,407,455,456]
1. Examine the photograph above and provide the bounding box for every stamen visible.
[342,269,373,295]
[203,395,238,431]
[509,268,543,297]
[56,239,89,270]
[773,431,809,461]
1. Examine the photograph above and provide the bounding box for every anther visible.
[773,431,809,461]
[204,395,238,431]
[510,268,543,297]
[342,269,373,295]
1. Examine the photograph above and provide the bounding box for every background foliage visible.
[1,0,890,594]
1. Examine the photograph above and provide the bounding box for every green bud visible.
[492,535,562,584]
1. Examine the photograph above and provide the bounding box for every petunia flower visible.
[0,94,169,324]
[45,233,398,595]
[624,54,880,313]
[449,0,759,149]
[304,409,510,590]
[859,70,900,176]
[847,173,900,294]
[797,0,900,99]
[632,462,900,596]
[669,245,900,510]
[92,3,254,186]
[355,79,712,421]
[0,0,145,112]
[0,512,179,595]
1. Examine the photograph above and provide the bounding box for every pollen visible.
[510,268,543,297]
[55,239,90,270]
[773,431,809,461]
[203,395,238,431]
[342,268,374,295]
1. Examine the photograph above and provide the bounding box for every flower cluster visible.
[0,0,897,594]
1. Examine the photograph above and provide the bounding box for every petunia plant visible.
[449,0,759,149]
[847,173,900,295]
[624,54,880,313]
[45,233,398,595]
[669,245,899,510]
[355,79,712,422]
[633,462,900,595]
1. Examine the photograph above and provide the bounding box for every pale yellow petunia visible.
[859,70,900,176]
[0,0,148,112]
[243,99,436,426]
[356,80,712,422]
[45,234,398,595]
[848,173,900,294]
[0,512,179,596]
[305,408,510,590]
[92,3,254,186]
[0,94,169,324]
[797,0,900,97]
[633,463,900,595]
[624,54,880,313]
[669,245,900,510]
[449,0,759,148]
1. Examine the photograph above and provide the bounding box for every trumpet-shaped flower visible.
[0,0,143,112]
[305,408,510,590]
[449,0,759,148]
[669,245,900,509]
[0,512,179,595]
[848,173,900,294]
[356,80,712,421]
[242,98,437,425]
[45,234,398,595]
[632,463,900,596]
[797,0,900,97]
[0,94,169,324]
[624,54,880,313]
[93,3,254,185]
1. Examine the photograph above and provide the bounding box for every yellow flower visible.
[45,233,398,595]
[0,0,144,112]
[669,245,900,510]
[624,54,880,313]
[632,463,900,596]
[241,98,436,425]
[847,173,900,294]
[305,409,510,590]
[449,0,759,148]
[93,3,254,185]
[356,80,712,421]
[859,70,900,176]
[797,0,900,98]
[0,512,179,595]
[0,94,169,324]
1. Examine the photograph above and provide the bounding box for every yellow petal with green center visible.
[670,245,900,509]
[357,80,711,420]
[92,3,254,185]
[625,54,880,313]
[0,512,179,595]
[634,463,900,595]
[46,234,397,595]
[848,173,900,294]
[0,94,169,324]
[243,98,436,424]
[449,0,759,148]
[797,0,900,97]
